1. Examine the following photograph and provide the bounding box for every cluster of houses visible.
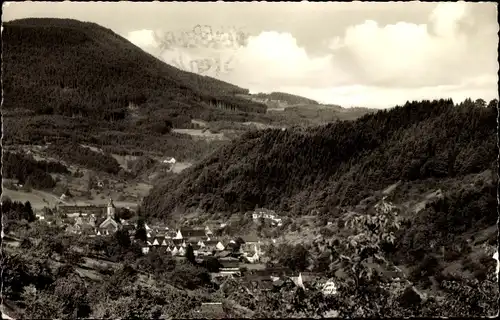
[251,208,283,227]
[142,226,264,264]
[56,198,132,237]
[46,199,265,264]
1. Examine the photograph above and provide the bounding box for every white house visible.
[178,247,186,256]
[291,273,305,289]
[163,157,176,164]
[142,247,150,254]
[174,229,183,239]
[205,226,213,236]
[172,247,179,256]
[322,280,338,296]
[216,241,225,251]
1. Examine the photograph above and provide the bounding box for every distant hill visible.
[253,92,319,105]
[142,98,497,216]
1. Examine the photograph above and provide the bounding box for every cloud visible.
[331,1,496,88]
[275,75,498,109]
[126,2,497,108]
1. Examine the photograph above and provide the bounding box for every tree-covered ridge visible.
[254,92,319,105]
[142,98,498,216]
[2,151,69,189]
[2,18,266,123]
[46,144,121,174]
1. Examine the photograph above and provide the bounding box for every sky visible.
[3,1,499,108]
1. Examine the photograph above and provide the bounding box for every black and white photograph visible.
[1,1,499,318]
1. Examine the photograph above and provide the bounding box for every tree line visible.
[2,151,69,189]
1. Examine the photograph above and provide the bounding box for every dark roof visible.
[181,228,206,238]
[220,259,240,269]
[215,250,232,258]
[205,240,221,246]
[225,242,239,249]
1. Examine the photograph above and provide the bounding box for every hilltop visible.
[253,92,320,105]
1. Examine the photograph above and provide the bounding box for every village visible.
[30,198,340,299]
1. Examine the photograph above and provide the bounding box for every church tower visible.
[107,197,116,218]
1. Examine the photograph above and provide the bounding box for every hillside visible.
[142,98,497,217]
[2,18,266,117]
[142,98,498,315]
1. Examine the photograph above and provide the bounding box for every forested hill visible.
[253,92,319,105]
[2,18,266,121]
[142,98,498,217]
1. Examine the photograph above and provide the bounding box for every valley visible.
[1,14,498,320]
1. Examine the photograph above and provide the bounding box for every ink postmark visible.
[154,25,250,77]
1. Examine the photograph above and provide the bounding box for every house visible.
[142,247,150,254]
[165,230,177,239]
[173,229,183,239]
[146,230,157,239]
[163,157,176,165]
[205,225,213,237]
[151,223,169,234]
[219,258,240,274]
[322,280,338,296]
[205,240,225,252]
[177,228,207,241]
[291,273,305,289]
[290,272,322,290]
[152,238,161,246]
[240,236,263,262]
[192,244,202,256]
[171,246,179,256]
[178,246,186,256]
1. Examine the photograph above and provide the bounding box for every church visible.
[95,198,121,236]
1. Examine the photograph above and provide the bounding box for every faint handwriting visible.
[157,25,245,76]
[156,25,249,51]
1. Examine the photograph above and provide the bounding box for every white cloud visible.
[126,2,497,108]
[127,29,159,49]
[276,75,498,109]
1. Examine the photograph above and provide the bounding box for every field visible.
[1,187,62,210]
[172,128,228,141]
